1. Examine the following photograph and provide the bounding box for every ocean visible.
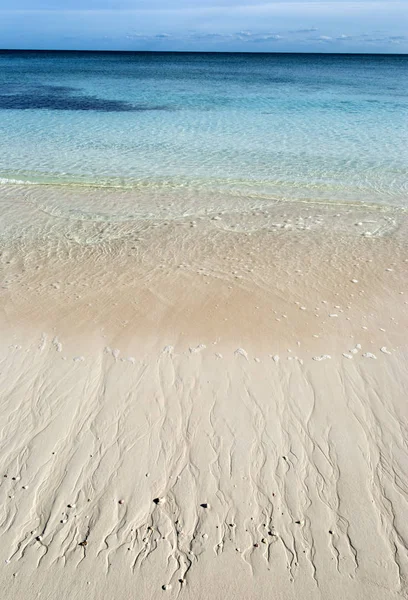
[0,51,407,215]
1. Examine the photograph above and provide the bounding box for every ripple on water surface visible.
[0,52,407,211]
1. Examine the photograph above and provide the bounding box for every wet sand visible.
[0,186,407,599]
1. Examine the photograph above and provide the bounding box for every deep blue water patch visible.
[0,84,171,112]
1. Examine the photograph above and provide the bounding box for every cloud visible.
[118,27,408,52]
[236,30,254,37]
[288,27,318,33]
[251,34,282,42]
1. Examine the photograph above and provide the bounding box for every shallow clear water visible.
[0,51,407,209]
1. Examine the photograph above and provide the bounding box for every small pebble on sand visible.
[153,497,166,505]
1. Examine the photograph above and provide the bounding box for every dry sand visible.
[0,186,407,599]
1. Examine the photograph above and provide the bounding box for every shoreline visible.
[0,180,407,222]
[1,185,406,347]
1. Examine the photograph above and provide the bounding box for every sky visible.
[0,1,407,53]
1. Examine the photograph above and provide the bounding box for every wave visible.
[0,173,406,215]
[0,177,38,185]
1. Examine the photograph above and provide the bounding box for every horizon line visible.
[0,48,407,56]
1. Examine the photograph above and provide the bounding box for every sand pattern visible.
[0,337,407,599]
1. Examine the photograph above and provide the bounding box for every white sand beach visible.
[0,187,407,600]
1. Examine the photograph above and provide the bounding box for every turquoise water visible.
[0,51,407,208]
